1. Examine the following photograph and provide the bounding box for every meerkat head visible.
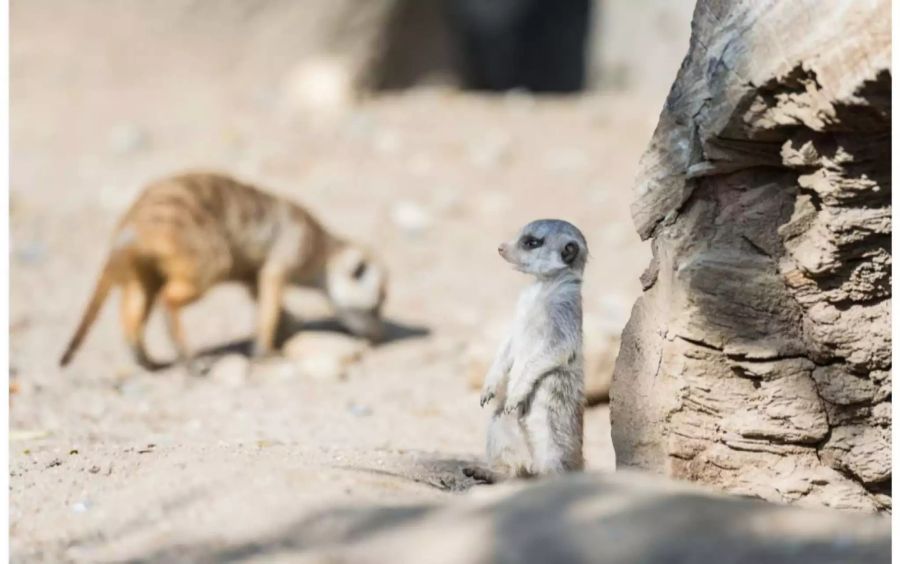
[324,243,388,341]
[498,219,588,278]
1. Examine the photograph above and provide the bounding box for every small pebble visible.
[108,123,150,155]
[348,403,372,417]
[390,201,432,237]
[283,332,365,381]
[467,133,511,169]
[15,240,47,265]
[209,354,250,387]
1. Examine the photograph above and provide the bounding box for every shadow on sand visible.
[146,316,430,372]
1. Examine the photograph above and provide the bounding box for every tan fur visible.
[60,172,387,369]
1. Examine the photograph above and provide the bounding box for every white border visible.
[891,0,898,559]
[891,0,898,557]
[2,0,11,561]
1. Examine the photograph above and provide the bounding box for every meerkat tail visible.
[59,253,123,367]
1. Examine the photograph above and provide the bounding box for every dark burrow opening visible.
[370,0,593,94]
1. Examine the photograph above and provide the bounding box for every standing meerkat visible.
[59,172,387,370]
[465,219,587,482]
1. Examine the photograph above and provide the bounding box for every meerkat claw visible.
[463,466,497,484]
[502,397,526,416]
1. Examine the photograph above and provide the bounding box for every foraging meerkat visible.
[59,172,387,370]
[465,219,587,482]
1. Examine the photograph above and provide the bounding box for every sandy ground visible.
[9,3,660,561]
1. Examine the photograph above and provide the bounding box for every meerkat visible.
[464,219,587,482]
[59,172,387,371]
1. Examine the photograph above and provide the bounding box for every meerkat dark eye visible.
[352,261,368,280]
[561,242,579,265]
[520,236,544,250]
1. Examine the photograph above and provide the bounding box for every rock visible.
[372,129,402,156]
[390,201,432,237]
[811,366,879,406]
[462,320,509,390]
[582,306,630,405]
[819,425,891,485]
[71,501,90,514]
[463,343,492,391]
[14,240,47,265]
[281,55,357,116]
[347,402,373,417]
[107,123,150,155]
[474,190,511,217]
[542,147,589,175]
[611,0,891,511]
[168,472,887,564]
[208,354,249,388]
[501,89,536,111]
[466,132,511,169]
[9,429,50,442]
[431,185,464,217]
[406,154,434,176]
[283,332,366,381]
[99,183,141,212]
[583,332,619,406]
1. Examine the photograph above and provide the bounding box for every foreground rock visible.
[122,472,890,563]
[611,0,891,510]
[283,331,367,381]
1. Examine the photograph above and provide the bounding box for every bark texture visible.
[610,0,891,511]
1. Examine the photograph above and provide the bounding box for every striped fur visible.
[60,172,387,370]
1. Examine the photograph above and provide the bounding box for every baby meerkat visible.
[59,172,387,371]
[465,219,587,482]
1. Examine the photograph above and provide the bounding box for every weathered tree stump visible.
[611,0,891,511]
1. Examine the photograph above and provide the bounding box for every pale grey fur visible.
[467,219,587,482]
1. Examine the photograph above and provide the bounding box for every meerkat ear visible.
[561,242,579,265]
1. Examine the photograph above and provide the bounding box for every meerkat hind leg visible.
[526,385,584,475]
[464,412,532,484]
[120,275,163,371]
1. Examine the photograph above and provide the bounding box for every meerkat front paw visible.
[479,387,496,407]
[503,400,525,416]
[503,389,530,416]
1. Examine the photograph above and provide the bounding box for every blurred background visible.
[10,0,694,559]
